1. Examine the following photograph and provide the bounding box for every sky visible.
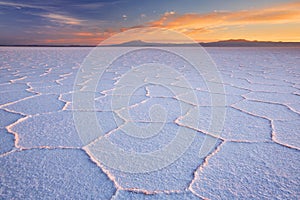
[0,0,299,45]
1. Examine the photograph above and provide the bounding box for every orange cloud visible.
[37,29,118,45]
[145,1,300,41]
[73,32,95,37]
[43,37,102,45]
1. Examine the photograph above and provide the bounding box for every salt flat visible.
[0,47,299,199]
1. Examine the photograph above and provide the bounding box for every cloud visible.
[33,29,117,45]
[147,2,300,34]
[0,1,48,10]
[164,11,175,16]
[73,32,95,37]
[71,1,123,10]
[40,32,113,45]
[0,1,85,26]
[71,2,105,9]
[41,13,85,25]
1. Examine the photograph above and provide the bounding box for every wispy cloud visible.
[71,1,123,9]
[0,1,87,26]
[41,13,85,25]
[40,31,113,45]
[0,1,48,10]
[71,2,105,9]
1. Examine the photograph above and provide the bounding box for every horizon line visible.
[1,39,300,47]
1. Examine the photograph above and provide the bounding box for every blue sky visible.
[0,0,299,44]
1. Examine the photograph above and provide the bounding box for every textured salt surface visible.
[3,94,65,115]
[190,142,300,199]
[0,128,15,154]
[0,109,23,128]
[0,47,299,199]
[113,190,200,199]
[10,111,82,148]
[0,149,116,199]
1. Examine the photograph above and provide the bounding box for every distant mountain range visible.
[1,39,300,47]
[107,39,300,47]
[200,39,300,47]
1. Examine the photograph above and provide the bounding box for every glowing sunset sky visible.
[0,0,299,45]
